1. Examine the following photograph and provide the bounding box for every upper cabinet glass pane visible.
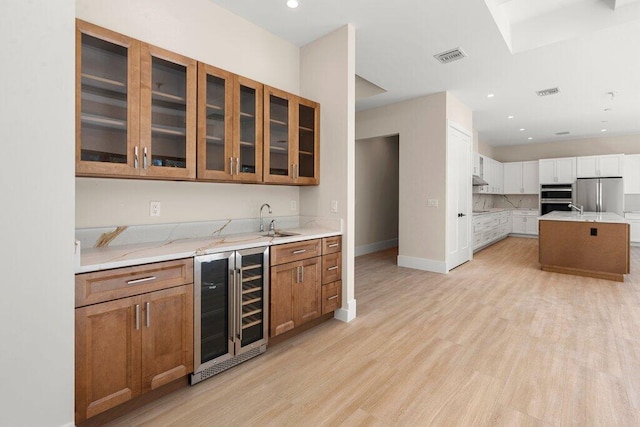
[204,74,226,171]
[239,85,257,174]
[298,104,315,178]
[80,34,128,163]
[269,95,289,176]
[150,57,187,168]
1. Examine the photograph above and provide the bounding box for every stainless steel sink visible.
[263,231,300,238]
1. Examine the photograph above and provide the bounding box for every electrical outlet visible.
[149,201,161,217]
[428,199,439,207]
[330,200,338,213]
[291,200,297,211]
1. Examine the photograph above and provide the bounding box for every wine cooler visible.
[191,247,269,384]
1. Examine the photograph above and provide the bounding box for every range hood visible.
[472,175,488,186]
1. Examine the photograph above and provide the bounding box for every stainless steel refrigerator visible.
[576,177,623,215]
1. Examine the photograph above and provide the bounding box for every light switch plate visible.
[291,200,297,211]
[331,200,338,213]
[428,199,439,207]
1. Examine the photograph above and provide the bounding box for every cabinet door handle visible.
[127,276,156,285]
[146,302,151,327]
[229,157,234,175]
[327,266,339,271]
[292,249,306,254]
[135,304,140,330]
[295,164,299,179]
[143,147,148,170]
[327,295,338,301]
[134,146,139,169]
[328,243,339,248]
[236,157,240,175]
[296,266,301,283]
[300,265,304,282]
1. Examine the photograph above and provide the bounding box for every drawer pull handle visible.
[292,249,306,254]
[327,295,339,301]
[327,266,339,271]
[328,243,339,248]
[127,276,156,285]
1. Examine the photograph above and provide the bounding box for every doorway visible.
[355,135,399,257]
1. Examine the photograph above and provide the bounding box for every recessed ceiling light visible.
[519,128,525,131]
[601,129,608,132]
[527,137,533,140]
[604,108,612,112]
[508,115,514,119]
[286,0,299,8]
[601,120,609,123]
[487,93,495,98]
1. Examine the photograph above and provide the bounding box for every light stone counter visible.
[539,211,627,223]
[76,216,342,274]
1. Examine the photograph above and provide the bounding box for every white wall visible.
[0,1,75,426]
[493,134,640,162]
[355,136,399,255]
[75,0,302,228]
[356,93,447,263]
[299,25,357,321]
[76,178,299,227]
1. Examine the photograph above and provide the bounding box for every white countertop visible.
[77,227,341,274]
[538,211,627,223]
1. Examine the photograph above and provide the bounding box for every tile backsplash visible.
[473,194,539,210]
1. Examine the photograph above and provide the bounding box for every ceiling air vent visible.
[434,48,467,64]
[536,87,560,96]
[555,131,570,136]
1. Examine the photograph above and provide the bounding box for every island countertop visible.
[539,211,627,223]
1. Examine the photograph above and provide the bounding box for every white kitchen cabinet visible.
[473,210,511,251]
[539,157,576,184]
[494,161,503,194]
[479,156,503,194]
[624,154,640,194]
[503,161,538,194]
[577,154,624,178]
[625,213,640,244]
[472,152,480,176]
[511,210,539,236]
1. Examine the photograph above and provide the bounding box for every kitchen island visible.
[538,211,630,282]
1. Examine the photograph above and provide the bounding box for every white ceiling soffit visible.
[355,74,387,101]
[485,0,640,53]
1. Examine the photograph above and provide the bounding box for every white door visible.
[447,122,472,270]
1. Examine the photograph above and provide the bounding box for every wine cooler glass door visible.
[194,251,235,373]
[235,247,269,355]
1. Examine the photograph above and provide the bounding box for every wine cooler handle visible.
[231,269,237,342]
[236,269,242,340]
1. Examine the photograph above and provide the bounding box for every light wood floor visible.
[107,237,640,426]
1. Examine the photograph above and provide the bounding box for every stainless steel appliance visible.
[576,177,624,215]
[540,184,574,215]
[191,247,269,385]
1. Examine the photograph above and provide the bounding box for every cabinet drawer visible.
[322,253,342,284]
[75,258,194,308]
[322,281,341,315]
[271,239,322,265]
[322,236,342,255]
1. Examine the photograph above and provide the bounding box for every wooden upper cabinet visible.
[140,44,197,180]
[76,20,140,177]
[197,66,263,182]
[264,86,320,185]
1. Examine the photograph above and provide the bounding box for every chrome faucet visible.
[259,203,272,232]
[568,203,583,215]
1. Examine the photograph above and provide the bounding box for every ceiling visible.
[209,0,640,147]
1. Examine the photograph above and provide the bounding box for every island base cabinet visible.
[270,258,321,337]
[75,281,193,424]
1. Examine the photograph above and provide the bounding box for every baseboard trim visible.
[355,238,398,257]
[397,255,447,274]
[508,233,538,239]
[335,299,357,322]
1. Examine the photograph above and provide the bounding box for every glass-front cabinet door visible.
[264,87,296,184]
[233,76,263,182]
[296,99,320,185]
[197,63,233,181]
[76,20,140,177]
[140,44,196,180]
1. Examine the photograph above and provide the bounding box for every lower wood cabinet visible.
[270,257,322,336]
[75,259,193,423]
[269,236,342,338]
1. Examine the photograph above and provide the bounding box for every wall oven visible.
[540,184,574,215]
[191,246,269,385]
